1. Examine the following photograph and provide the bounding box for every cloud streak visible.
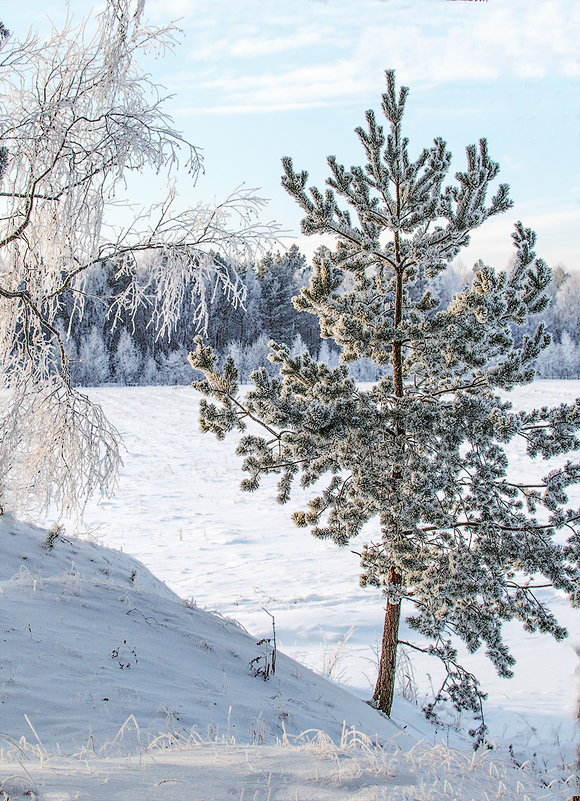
[168,0,580,114]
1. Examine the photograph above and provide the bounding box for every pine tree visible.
[79,326,110,386]
[114,329,142,385]
[189,71,580,744]
[257,246,312,347]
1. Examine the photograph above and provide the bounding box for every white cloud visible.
[172,0,580,114]
[180,100,343,115]
[199,61,373,105]
[187,29,324,62]
[461,205,580,271]
[231,30,322,58]
[355,1,580,84]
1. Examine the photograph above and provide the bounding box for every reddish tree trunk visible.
[373,568,402,714]
[372,221,406,715]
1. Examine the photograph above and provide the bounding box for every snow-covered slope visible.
[1,513,575,800]
[0,513,403,753]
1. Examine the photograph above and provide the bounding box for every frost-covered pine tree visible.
[78,326,111,386]
[189,71,580,744]
[113,329,142,385]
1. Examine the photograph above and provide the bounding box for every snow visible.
[3,516,569,801]
[0,380,578,799]
[0,737,565,800]
[0,513,404,751]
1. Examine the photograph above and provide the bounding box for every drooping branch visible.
[0,2,280,516]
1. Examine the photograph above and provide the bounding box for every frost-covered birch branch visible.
[0,1,280,516]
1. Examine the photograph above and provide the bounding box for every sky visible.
[14,0,580,271]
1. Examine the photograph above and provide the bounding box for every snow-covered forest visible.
[57,248,580,386]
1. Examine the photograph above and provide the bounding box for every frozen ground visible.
[0,737,567,801]
[1,380,578,799]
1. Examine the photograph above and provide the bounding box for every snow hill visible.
[0,513,402,752]
[1,512,574,800]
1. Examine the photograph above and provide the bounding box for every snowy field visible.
[1,380,578,799]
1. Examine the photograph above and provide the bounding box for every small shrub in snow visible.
[111,640,138,669]
[249,609,277,680]
[43,523,65,551]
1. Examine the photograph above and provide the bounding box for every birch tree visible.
[190,71,580,744]
[0,1,276,516]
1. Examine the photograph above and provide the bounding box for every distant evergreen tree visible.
[79,325,111,386]
[190,71,580,745]
[317,338,340,369]
[244,334,279,379]
[158,347,191,385]
[238,263,264,346]
[256,245,320,352]
[257,249,300,345]
[290,333,308,358]
[554,272,580,344]
[141,354,160,385]
[114,329,142,384]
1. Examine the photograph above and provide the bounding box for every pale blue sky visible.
[13,0,580,270]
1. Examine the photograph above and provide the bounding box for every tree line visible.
[55,248,579,387]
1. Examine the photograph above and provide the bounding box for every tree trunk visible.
[373,254,405,716]
[373,568,402,714]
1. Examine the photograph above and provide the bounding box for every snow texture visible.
[0,513,402,752]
